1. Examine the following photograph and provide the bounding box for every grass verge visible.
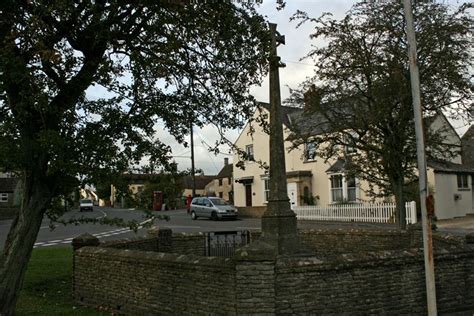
[16,247,107,315]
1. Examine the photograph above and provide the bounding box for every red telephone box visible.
[152,191,164,211]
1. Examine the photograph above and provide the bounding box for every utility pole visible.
[402,0,437,314]
[190,120,196,197]
[260,23,298,255]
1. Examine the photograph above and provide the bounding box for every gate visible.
[205,231,250,257]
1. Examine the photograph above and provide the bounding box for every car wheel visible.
[191,211,197,220]
[211,211,218,221]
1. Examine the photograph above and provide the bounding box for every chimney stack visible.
[224,158,229,166]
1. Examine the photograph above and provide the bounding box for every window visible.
[245,144,254,161]
[228,177,231,185]
[0,193,8,202]
[219,178,223,186]
[304,142,317,161]
[330,174,358,203]
[347,176,356,202]
[457,174,469,189]
[263,178,270,202]
[330,175,343,202]
[219,192,223,199]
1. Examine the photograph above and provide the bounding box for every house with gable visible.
[233,103,474,219]
[204,158,234,202]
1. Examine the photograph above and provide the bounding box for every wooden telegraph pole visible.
[190,120,196,197]
[402,0,437,314]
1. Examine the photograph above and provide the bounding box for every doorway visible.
[287,182,298,209]
[245,184,252,207]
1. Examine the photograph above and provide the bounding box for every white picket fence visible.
[293,201,417,224]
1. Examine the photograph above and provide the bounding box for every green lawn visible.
[16,247,107,315]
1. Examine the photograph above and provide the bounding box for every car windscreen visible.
[81,199,92,203]
[209,198,229,206]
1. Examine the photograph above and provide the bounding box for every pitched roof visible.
[0,178,19,193]
[216,163,232,179]
[462,125,474,140]
[427,159,474,174]
[259,102,302,127]
[461,125,474,167]
[182,175,216,190]
[288,105,455,139]
[326,158,348,173]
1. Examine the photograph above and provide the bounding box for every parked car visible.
[190,197,238,220]
[79,199,94,212]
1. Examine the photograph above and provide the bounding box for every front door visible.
[287,182,298,210]
[245,184,252,207]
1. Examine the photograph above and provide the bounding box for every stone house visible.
[110,173,217,208]
[233,103,473,219]
[204,158,233,202]
[181,174,216,198]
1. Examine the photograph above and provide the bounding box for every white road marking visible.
[33,215,155,247]
[96,210,107,220]
[42,243,58,247]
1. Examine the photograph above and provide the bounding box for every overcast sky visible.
[167,0,471,175]
[169,1,356,175]
[88,1,471,176]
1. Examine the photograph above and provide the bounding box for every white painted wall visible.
[233,107,377,208]
[431,173,472,219]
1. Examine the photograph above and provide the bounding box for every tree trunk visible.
[0,172,51,315]
[393,176,407,230]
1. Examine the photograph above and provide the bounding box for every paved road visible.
[0,207,261,250]
[1,208,472,250]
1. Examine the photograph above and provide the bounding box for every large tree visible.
[288,1,472,228]
[0,1,269,312]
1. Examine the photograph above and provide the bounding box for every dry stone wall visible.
[73,229,474,315]
[74,247,236,315]
[275,251,474,315]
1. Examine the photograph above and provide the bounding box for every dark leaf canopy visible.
[288,1,472,198]
[0,1,270,195]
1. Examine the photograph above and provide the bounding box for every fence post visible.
[411,201,417,224]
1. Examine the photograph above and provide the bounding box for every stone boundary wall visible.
[170,233,206,256]
[100,232,206,255]
[73,229,474,315]
[275,250,474,314]
[101,237,160,252]
[74,247,236,315]
[299,229,413,255]
[236,206,266,218]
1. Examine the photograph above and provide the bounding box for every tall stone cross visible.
[260,23,298,255]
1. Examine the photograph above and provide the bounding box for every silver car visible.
[190,197,238,220]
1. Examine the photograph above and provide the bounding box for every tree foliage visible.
[0,1,269,313]
[288,1,473,227]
